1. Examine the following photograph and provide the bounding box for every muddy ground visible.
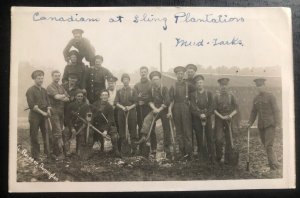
[16,125,282,182]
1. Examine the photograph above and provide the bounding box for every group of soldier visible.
[25,29,281,171]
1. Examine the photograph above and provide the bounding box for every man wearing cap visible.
[63,29,96,65]
[66,89,91,159]
[214,77,238,164]
[26,70,52,161]
[168,66,196,160]
[137,71,172,158]
[62,50,86,89]
[85,55,113,104]
[246,78,281,170]
[91,89,121,157]
[47,70,70,160]
[190,75,215,162]
[134,66,157,154]
[114,73,138,155]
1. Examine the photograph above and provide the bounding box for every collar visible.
[34,84,42,90]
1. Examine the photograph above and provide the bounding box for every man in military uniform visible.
[246,78,281,170]
[214,78,238,164]
[85,55,113,104]
[66,89,91,159]
[134,66,157,154]
[168,66,195,160]
[26,70,51,161]
[137,71,172,159]
[63,29,96,65]
[62,50,86,89]
[114,73,138,155]
[190,75,215,162]
[47,70,70,160]
[91,89,121,157]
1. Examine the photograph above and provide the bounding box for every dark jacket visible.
[67,101,90,130]
[62,63,86,89]
[190,90,214,117]
[91,100,115,132]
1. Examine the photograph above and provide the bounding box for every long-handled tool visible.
[201,118,208,159]
[122,110,131,154]
[168,115,176,160]
[45,118,52,156]
[227,120,239,166]
[246,127,250,171]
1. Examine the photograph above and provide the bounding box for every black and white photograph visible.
[9,7,295,192]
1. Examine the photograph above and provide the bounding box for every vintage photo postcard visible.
[9,7,295,192]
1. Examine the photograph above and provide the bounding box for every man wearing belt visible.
[134,66,157,154]
[190,74,215,163]
[47,70,70,160]
[85,55,113,104]
[26,70,51,161]
[138,71,172,159]
[63,28,96,65]
[214,78,238,164]
[114,73,138,155]
[168,66,195,160]
[246,78,281,170]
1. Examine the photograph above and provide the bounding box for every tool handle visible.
[227,120,234,148]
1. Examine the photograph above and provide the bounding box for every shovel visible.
[122,111,131,155]
[168,115,176,160]
[140,113,158,158]
[201,118,208,160]
[227,120,239,166]
[246,127,250,171]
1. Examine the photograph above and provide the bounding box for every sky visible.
[11,7,292,74]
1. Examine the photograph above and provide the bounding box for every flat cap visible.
[121,73,130,82]
[253,78,266,87]
[107,76,118,82]
[72,29,84,34]
[75,89,84,96]
[217,77,230,85]
[69,50,79,57]
[186,64,197,72]
[174,66,186,73]
[31,70,44,79]
[94,55,103,60]
[149,71,161,80]
[193,74,205,82]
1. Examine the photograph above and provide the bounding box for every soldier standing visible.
[214,78,238,164]
[47,70,70,160]
[26,70,51,161]
[137,71,172,159]
[91,89,121,158]
[114,73,138,155]
[134,66,157,155]
[62,50,86,89]
[246,78,281,170]
[85,55,113,104]
[63,28,96,65]
[168,66,195,160]
[190,75,215,163]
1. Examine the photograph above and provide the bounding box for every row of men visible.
[26,63,281,170]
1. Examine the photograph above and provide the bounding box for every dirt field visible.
[16,124,282,182]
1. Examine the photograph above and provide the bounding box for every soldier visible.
[246,78,281,170]
[63,28,96,65]
[66,89,91,159]
[62,73,80,103]
[47,70,70,160]
[85,55,113,104]
[25,70,51,161]
[134,66,157,155]
[168,66,195,160]
[62,50,86,89]
[114,73,138,155]
[137,71,172,159]
[214,78,238,164]
[190,75,215,163]
[91,89,121,158]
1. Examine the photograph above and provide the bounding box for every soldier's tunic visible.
[134,78,157,151]
[214,91,238,162]
[114,86,138,151]
[26,85,51,159]
[85,66,113,104]
[47,82,69,156]
[140,85,171,153]
[92,100,119,153]
[169,81,195,156]
[66,101,91,157]
[190,90,215,160]
[62,63,86,89]
[63,37,96,64]
[248,91,280,168]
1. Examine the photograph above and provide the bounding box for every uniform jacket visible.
[91,100,115,132]
[190,90,214,117]
[66,101,90,130]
